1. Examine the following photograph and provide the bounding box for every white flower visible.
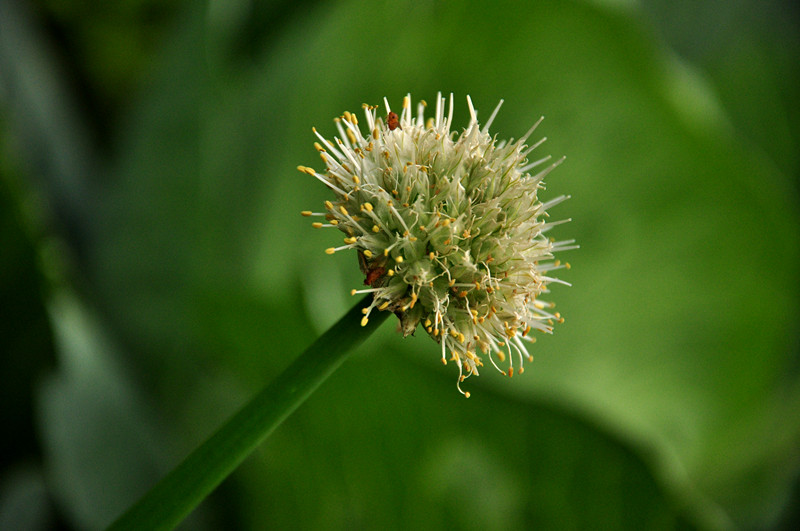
[301,93,575,396]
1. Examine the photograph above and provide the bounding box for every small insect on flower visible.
[358,251,388,287]
[386,111,401,131]
[300,93,575,397]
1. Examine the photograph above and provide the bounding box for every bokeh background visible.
[1,0,799,529]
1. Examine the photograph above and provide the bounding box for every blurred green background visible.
[1,0,799,529]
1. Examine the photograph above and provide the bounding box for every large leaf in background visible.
[18,0,797,529]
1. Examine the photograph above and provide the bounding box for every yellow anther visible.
[378,301,390,310]
[372,128,379,139]
[508,367,514,378]
[419,225,426,231]
[346,129,356,144]
[361,308,369,314]
[343,111,352,122]
[339,206,348,215]
[363,250,373,258]
[363,202,373,212]
[372,225,380,233]
[383,249,389,256]
[325,248,336,255]
[314,142,325,152]
[395,256,403,263]
[424,319,432,327]
[312,222,323,228]
[344,237,357,244]
[350,289,357,296]
[403,95,410,109]
[301,210,313,216]
[361,316,369,327]
[458,291,467,298]
[523,325,531,337]
[325,200,333,209]
[330,220,339,225]
[464,391,471,398]
[565,262,572,270]
[448,279,455,287]
[497,350,506,362]
[429,252,435,260]
[296,165,306,173]
[353,175,360,184]
[302,166,316,175]
[387,269,395,276]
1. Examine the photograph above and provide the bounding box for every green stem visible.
[108,295,388,531]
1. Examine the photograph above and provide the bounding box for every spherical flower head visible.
[300,93,575,396]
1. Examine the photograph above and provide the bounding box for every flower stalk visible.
[108,295,388,531]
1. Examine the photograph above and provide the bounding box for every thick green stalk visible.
[108,295,388,530]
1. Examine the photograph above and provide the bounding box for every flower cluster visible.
[300,93,574,396]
